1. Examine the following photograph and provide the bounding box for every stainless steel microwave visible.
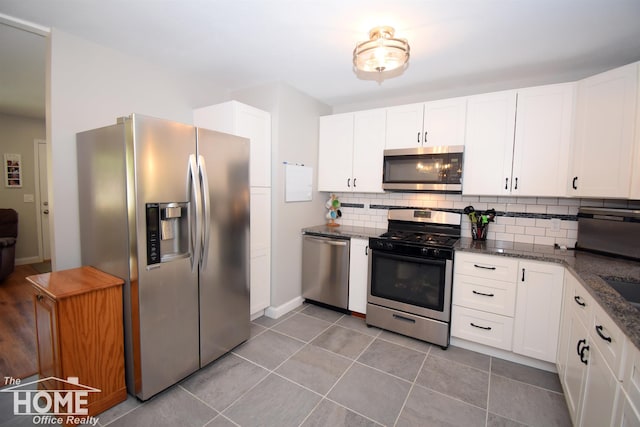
[382,146,464,192]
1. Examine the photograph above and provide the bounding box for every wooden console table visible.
[27,266,127,416]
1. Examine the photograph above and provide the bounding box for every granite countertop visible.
[302,224,386,240]
[456,237,640,351]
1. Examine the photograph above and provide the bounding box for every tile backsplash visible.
[327,192,640,247]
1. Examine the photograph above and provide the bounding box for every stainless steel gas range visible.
[366,209,461,349]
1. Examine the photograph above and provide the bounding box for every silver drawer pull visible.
[470,322,492,331]
[472,290,495,297]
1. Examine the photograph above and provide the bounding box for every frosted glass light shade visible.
[353,26,410,73]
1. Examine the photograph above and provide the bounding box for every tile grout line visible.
[392,347,430,427]
[485,356,492,427]
[225,309,348,426]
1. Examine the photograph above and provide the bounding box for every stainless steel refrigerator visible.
[77,114,250,400]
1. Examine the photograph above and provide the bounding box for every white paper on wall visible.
[284,163,312,202]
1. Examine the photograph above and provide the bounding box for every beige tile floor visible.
[1,303,572,426]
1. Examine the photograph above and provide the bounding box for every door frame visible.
[33,138,48,262]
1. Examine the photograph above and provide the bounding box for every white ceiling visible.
[2,0,640,119]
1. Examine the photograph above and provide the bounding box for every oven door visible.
[368,249,452,322]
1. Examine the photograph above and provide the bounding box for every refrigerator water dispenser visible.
[146,202,190,264]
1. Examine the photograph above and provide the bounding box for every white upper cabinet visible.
[194,100,272,187]
[569,62,639,198]
[463,90,517,196]
[385,97,467,149]
[511,83,575,196]
[463,84,575,197]
[318,109,386,193]
[318,113,354,192]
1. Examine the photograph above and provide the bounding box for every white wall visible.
[47,29,229,270]
[230,82,330,308]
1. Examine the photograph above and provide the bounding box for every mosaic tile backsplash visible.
[329,192,640,248]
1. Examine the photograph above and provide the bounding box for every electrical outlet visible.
[551,218,561,232]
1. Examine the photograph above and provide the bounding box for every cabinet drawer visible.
[453,274,517,316]
[570,277,593,327]
[454,252,518,282]
[451,305,514,350]
[591,303,625,379]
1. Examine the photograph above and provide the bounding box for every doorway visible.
[34,139,50,261]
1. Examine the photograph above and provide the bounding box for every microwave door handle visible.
[198,155,211,269]
[188,154,202,272]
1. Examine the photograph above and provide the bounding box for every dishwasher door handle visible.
[306,236,348,246]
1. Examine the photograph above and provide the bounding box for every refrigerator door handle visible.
[198,155,211,269]
[188,154,202,272]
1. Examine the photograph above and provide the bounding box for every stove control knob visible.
[421,247,431,256]
[432,248,440,257]
[384,242,394,250]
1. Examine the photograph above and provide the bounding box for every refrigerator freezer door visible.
[196,128,251,366]
[132,115,200,399]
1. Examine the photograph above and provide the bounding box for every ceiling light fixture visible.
[353,26,410,74]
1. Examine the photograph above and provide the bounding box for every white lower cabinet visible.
[557,270,632,426]
[348,238,369,314]
[616,391,640,427]
[451,305,514,350]
[616,339,640,426]
[512,261,564,363]
[452,252,563,364]
[581,343,620,427]
[249,187,271,315]
[562,307,589,424]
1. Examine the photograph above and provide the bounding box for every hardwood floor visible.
[0,264,39,379]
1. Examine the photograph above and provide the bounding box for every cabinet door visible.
[557,272,578,377]
[193,101,272,187]
[570,62,638,198]
[616,391,640,427]
[511,83,575,196]
[512,261,564,363]
[352,109,386,193]
[33,291,60,378]
[385,103,424,149]
[581,343,620,427]
[250,187,271,314]
[462,90,517,196]
[348,238,369,314]
[562,313,589,424]
[234,103,272,187]
[423,97,467,147]
[318,113,354,192]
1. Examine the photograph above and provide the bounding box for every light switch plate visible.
[24,194,34,203]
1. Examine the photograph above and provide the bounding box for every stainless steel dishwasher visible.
[302,233,350,309]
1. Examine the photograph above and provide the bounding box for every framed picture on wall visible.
[4,153,22,188]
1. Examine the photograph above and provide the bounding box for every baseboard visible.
[450,337,557,373]
[264,296,304,319]
[15,256,42,266]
